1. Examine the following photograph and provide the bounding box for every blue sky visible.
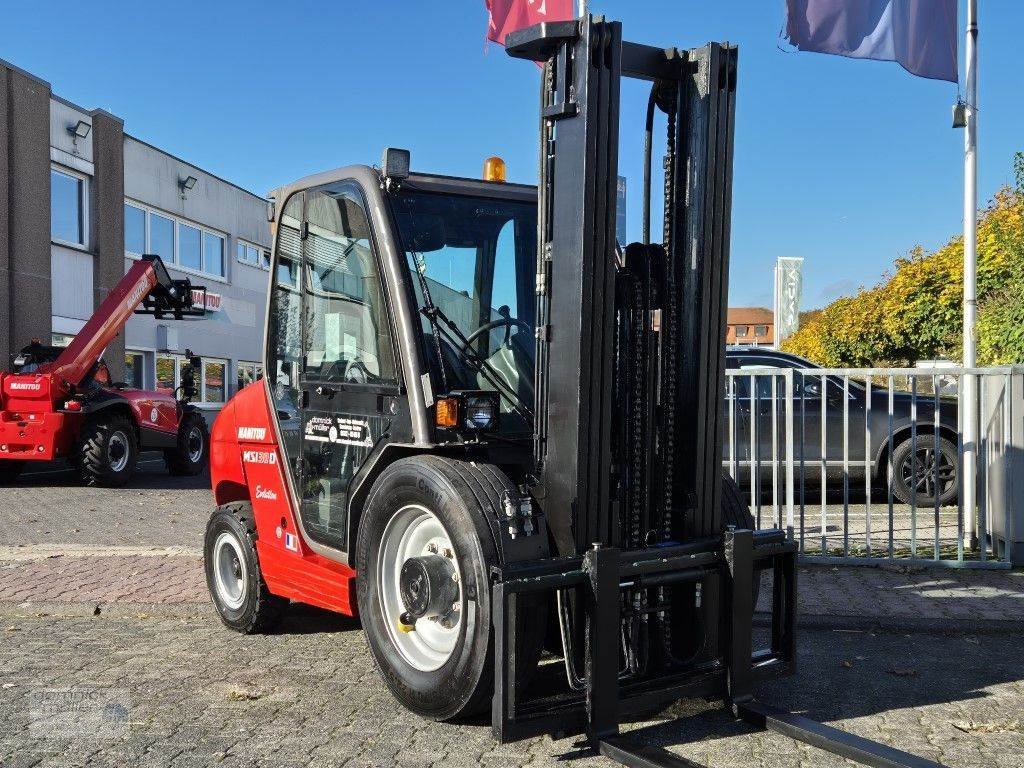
[3,1,1020,309]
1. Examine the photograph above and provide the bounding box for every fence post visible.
[785,369,794,536]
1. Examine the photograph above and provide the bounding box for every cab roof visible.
[268,165,536,208]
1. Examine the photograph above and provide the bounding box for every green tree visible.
[783,177,1024,367]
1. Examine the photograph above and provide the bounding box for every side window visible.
[302,184,396,385]
[267,194,304,464]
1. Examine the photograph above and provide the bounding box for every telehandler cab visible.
[0,254,209,487]
[205,15,944,768]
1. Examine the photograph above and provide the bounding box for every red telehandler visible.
[0,254,209,487]
[203,14,945,768]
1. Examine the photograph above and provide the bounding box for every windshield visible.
[392,189,537,434]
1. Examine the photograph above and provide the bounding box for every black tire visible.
[204,501,287,634]
[75,416,138,487]
[164,411,209,476]
[0,460,24,485]
[891,436,958,507]
[355,455,545,721]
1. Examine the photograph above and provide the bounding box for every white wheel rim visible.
[213,531,247,610]
[377,504,463,672]
[107,432,130,473]
[187,426,204,463]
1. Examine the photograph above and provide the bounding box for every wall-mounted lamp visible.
[66,120,91,155]
[179,175,198,199]
[68,120,91,140]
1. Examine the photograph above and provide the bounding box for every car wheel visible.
[890,436,958,507]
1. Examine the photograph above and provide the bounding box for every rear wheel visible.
[356,456,544,721]
[891,436,958,507]
[204,501,287,633]
[76,416,138,487]
[165,411,209,476]
[0,460,24,485]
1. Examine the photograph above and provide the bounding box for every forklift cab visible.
[264,160,538,557]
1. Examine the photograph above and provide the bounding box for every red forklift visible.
[203,15,944,768]
[0,254,209,487]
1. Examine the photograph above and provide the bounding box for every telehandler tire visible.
[165,411,209,476]
[205,501,287,634]
[356,455,545,721]
[0,460,24,485]
[75,416,138,487]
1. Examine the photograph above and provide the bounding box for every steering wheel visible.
[344,359,374,384]
[459,315,532,356]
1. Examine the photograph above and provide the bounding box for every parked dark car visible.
[723,347,959,506]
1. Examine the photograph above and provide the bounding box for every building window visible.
[204,232,225,277]
[178,223,202,271]
[156,355,177,395]
[51,167,87,247]
[125,352,146,389]
[203,359,227,403]
[156,353,227,404]
[236,361,264,394]
[150,213,175,263]
[734,325,749,338]
[237,240,270,270]
[125,204,146,254]
[754,325,768,337]
[124,200,227,280]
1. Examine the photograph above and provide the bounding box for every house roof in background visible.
[727,307,774,325]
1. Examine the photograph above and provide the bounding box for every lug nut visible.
[427,543,438,554]
[442,548,453,559]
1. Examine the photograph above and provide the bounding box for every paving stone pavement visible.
[1,471,1023,765]
[0,602,1021,768]
[0,457,211,549]
[1,546,1021,634]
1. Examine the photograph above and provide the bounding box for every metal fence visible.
[723,366,1023,569]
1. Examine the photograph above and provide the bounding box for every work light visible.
[434,391,500,433]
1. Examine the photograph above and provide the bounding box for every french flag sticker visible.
[284,532,298,552]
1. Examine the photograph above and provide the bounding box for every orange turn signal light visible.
[435,397,459,428]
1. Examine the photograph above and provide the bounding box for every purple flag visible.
[785,0,958,82]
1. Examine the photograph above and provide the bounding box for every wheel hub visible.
[377,505,464,672]
[400,555,458,622]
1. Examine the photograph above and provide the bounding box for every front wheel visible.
[891,436,958,507]
[355,456,544,721]
[165,411,209,476]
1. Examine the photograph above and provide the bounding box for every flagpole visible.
[962,0,979,547]
[579,0,587,18]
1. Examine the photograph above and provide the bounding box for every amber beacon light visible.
[483,156,507,182]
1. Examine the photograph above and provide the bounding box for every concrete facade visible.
[0,59,270,415]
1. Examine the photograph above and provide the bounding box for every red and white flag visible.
[486,0,575,47]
